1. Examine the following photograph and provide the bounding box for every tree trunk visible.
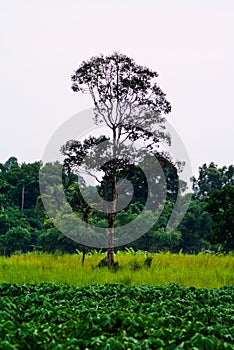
[21,184,25,211]
[107,212,115,268]
[82,245,86,267]
[107,126,118,268]
[82,212,88,267]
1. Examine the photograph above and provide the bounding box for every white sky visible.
[1,0,234,176]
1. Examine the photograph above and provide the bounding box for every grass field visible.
[0,251,233,288]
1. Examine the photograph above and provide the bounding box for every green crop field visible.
[0,283,233,349]
[0,251,233,288]
[0,252,233,349]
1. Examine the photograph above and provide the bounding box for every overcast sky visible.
[1,0,234,176]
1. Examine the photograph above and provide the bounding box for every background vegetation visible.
[0,157,233,256]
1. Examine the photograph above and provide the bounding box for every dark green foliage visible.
[193,162,234,197]
[205,185,234,251]
[144,255,153,267]
[178,198,212,253]
[97,256,108,268]
[0,226,31,255]
[37,228,79,254]
[0,156,233,255]
[111,261,121,272]
[97,258,120,272]
[0,160,41,210]
[0,283,233,349]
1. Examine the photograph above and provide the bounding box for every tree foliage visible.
[205,185,234,250]
[0,155,234,256]
[193,162,234,197]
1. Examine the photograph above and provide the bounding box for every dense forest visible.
[0,156,233,256]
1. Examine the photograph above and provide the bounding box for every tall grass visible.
[0,251,233,288]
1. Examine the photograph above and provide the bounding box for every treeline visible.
[0,157,233,256]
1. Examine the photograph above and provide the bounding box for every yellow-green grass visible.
[0,252,233,288]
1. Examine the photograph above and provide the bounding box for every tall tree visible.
[63,53,171,267]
